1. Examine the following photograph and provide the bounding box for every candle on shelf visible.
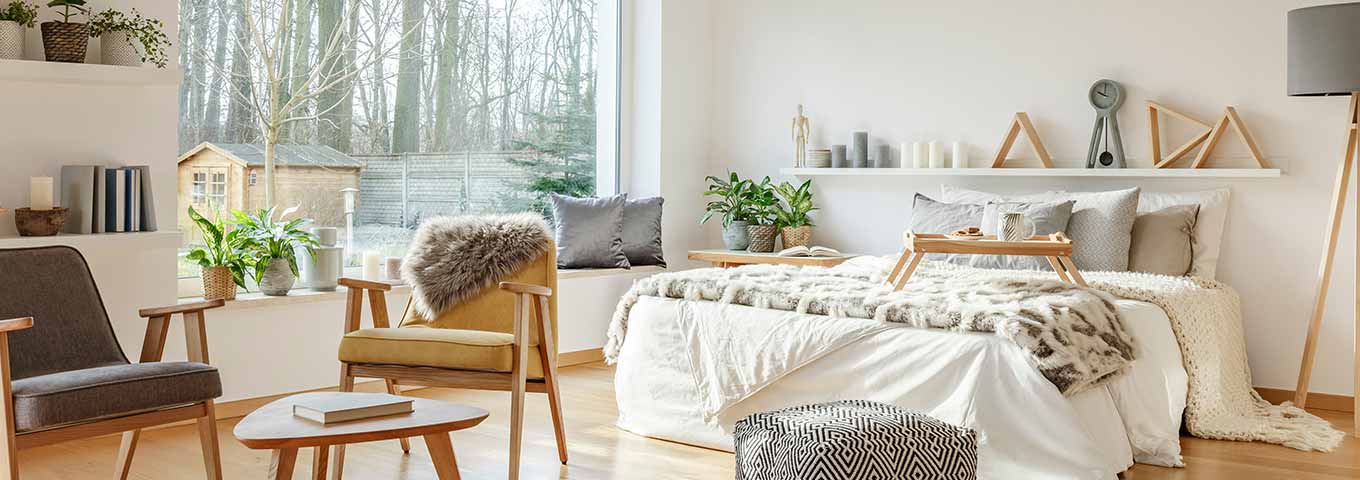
[899,143,912,168]
[29,177,53,210]
[912,142,928,168]
[952,142,967,169]
[385,257,403,281]
[875,144,891,168]
[363,252,382,280]
[851,131,869,168]
[929,142,945,168]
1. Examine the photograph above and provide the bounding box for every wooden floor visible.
[13,362,1360,479]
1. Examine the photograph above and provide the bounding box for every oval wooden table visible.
[233,392,489,480]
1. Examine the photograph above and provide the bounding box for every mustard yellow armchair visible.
[330,248,565,480]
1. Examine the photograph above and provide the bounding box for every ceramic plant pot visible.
[257,258,296,296]
[780,226,812,249]
[746,224,778,253]
[722,220,751,250]
[41,22,87,63]
[100,31,143,66]
[0,21,23,60]
[201,266,237,301]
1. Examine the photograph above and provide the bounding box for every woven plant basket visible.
[201,266,237,301]
[780,226,812,248]
[747,224,778,253]
[41,22,88,63]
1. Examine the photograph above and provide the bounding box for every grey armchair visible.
[0,246,225,479]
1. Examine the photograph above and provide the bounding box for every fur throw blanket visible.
[605,261,1136,396]
[402,213,552,319]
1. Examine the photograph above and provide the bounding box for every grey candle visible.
[852,132,869,168]
[831,145,848,168]
[874,144,892,168]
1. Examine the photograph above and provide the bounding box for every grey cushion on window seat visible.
[11,361,222,432]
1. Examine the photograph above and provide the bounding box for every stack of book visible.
[59,165,158,234]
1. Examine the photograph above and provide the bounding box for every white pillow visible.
[1138,189,1230,279]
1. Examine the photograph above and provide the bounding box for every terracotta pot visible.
[201,266,237,301]
[746,224,778,253]
[14,208,68,237]
[257,258,296,296]
[780,226,812,248]
[41,21,87,63]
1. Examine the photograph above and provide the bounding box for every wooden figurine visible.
[991,112,1054,168]
[791,104,811,167]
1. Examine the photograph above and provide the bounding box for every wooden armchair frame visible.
[0,299,226,480]
[331,278,567,480]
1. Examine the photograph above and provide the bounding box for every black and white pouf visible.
[733,400,978,480]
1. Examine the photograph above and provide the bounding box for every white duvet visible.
[614,296,1188,480]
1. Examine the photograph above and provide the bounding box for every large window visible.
[176,0,616,286]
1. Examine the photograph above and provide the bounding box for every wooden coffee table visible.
[233,392,489,480]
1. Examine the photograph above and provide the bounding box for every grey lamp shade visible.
[1289,3,1360,96]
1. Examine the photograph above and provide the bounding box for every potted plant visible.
[185,206,251,301]
[89,8,169,68]
[774,179,818,248]
[744,176,782,253]
[0,1,38,60]
[234,206,319,296]
[41,0,87,63]
[701,172,753,250]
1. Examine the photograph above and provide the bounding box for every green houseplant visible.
[185,206,251,301]
[234,206,320,296]
[89,8,169,68]
[41,0,87,63]
[744,176,782,253]
[774,179,818,248]
[0,1,38,60]
[701,172,754,250]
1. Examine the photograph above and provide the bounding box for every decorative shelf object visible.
[992,112,1055,168]
[0,59,181,87]
[779,167,1282,178]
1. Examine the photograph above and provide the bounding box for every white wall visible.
[706,0,1355,395]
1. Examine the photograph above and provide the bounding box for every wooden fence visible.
[353,151,537,227]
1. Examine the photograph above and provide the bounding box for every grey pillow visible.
[909,194,983,262]
[941,186,1141,272]
[549,194,630,269]
[973,200,1075,270]
[1129,204,1198,276]
[622,197,666,267]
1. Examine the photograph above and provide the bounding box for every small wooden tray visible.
[886,231,1087,290]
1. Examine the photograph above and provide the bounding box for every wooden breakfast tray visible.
[885,231,1087,290]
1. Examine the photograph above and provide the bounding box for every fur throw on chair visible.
[402,213,553,319]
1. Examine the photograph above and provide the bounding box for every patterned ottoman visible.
[733,400,978,480]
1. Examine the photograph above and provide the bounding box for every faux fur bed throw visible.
[402,213,552,319]
[605,262,1136,396]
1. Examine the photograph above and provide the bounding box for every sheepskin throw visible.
[606,262,1136,396]
[402,213,552,319]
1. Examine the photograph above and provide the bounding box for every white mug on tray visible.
[998,212,1036,242]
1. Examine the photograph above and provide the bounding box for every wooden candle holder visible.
[14,208,68,237]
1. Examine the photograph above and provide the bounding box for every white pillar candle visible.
[29,177,53,210]
[952,142,967,169]
[899,143,912,168]
[363,252,382,280]
[929,142,945,168]
[912,142,928,168]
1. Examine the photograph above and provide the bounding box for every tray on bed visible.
[886,231,1087,290]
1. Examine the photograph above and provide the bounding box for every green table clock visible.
[1086,79,1126,168]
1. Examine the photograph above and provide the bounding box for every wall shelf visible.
[0,59,181,87]
[780,167,1282,178]
[0,231,181,249]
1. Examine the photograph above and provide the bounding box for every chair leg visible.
[197,401,223,480]
[330,369,354,480]
[509,369,526,480]
[534,297,568,465]
[114,430,140,479]
[385,379,410,454]
[542,367,568,465]
[0,333,18,480]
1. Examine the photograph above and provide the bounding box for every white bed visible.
[614,294,1188,480]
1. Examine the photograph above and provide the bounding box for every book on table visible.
[777,245,841,258]
[291,393,415,425]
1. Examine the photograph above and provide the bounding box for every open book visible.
[777,245,841,258]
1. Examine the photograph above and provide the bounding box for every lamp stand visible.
[1294,92,1360,436]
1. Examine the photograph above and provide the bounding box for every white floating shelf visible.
[780,167,1282,178]
[0,231,181,249]
[0,59,181,87]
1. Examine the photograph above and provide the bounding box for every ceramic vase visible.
[747,224,778,253]
[0,21,23,60]
[298,227,343,291]
[100,31,143,66]
[257,258,295,296]
[722,220,751,250]
[201,266,237,301]
[780,226,812,248]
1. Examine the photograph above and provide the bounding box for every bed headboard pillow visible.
[1137,189,1230,279]
[941,186,1140,272]
[909,194,982,263]
[1129,204,1199,276]
[974,200,1075,270]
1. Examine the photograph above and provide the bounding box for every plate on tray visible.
[945,234,986,241]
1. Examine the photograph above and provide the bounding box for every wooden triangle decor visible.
[1191,106,1271,169]
[1148,101,1213,168]
[991,112,1054,168]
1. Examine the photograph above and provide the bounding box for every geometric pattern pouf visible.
[734,400,979,480]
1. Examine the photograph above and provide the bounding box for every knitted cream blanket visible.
[604,258,1344,452]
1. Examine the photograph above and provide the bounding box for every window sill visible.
[558,265,666,279]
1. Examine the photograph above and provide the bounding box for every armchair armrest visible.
[499,282,552,297]
[138,299,225,318]
[339,277,393,292]
[340,278,394,333]
[0,317,33,334]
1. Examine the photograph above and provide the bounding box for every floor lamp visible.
[1289,3,1360,435]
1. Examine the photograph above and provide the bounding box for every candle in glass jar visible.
[385,257,403,281]
[363,252,382,280]
[912,142,928,168]
[952,142,967,168]
[929,142,945,168]
[29,177,53,210]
